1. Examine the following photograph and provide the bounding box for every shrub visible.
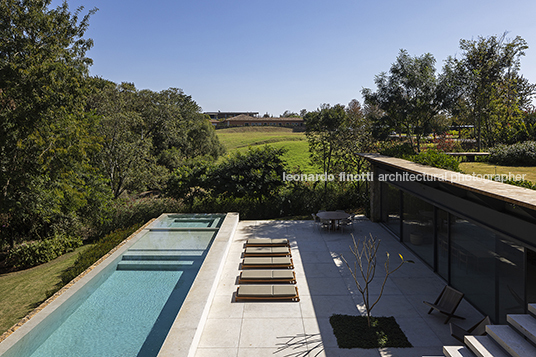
[489,141,536,166]
[60,224,141,284]
[502,179,536,190]
[412,149,461,172]
[94,197,184,241]
[5,235,83,270]
[379,143,415,159]
[433,133,462,152]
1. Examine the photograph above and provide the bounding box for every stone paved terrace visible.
[192,217,484,357]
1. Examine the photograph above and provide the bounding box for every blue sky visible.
[52,0,536,116]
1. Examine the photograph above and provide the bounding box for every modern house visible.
[217,114,304,128]
[360,153,536,324]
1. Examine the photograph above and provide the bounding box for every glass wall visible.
[496,237,524,323]
[527,249,536,305]
[450,215,496,320]
[402,192,435,267]
[379,183,528,322]
[381,183,401,237]
[436,208,449,281]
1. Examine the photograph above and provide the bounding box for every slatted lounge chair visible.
[450,316,491,342]
[241,256,294,269]
[423,285,466,324]
[238,270,296,284]
[243,246,291,257]
[245,238,289,247]
[235,285,300,302]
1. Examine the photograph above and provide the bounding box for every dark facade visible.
[362,154,536,323]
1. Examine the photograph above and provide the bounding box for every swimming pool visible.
[0,213,238,357]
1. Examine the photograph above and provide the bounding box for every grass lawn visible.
[460,162,536,182]
[0,244,93,335]
[216,126,306,150]
[217,127,319,174]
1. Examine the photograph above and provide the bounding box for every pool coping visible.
[0,213,239,357]
[157,212,239,357]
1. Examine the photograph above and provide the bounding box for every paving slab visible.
[191,218,484,357]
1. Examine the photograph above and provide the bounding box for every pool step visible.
[122,250,204,261]
[116,260,199,271]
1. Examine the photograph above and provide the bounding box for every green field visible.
[460,162,536,182]
[0,244,94,335]
[216,127,319,173]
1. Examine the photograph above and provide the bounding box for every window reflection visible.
[403,193,434,267]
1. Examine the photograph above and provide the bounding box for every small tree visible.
[341,234,413,327]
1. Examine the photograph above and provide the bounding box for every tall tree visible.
[443,33,531,149]
[362,50,443,152]
[305,104,348,178]
[0,0,99,246]
[87,80,225,198]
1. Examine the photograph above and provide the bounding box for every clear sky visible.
[51,0,536,116]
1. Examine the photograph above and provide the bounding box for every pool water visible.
[17,214,225,357]
[30,270,184,357]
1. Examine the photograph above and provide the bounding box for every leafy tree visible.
[165,156,214,208]
[87,81,225,198]
[0,0,101,247]
[443,33,533,149]
[305,101,373,182]
[305,104,347,178]
[210,146,287,202]
[362,50,443,152]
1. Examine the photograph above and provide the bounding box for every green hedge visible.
[489,141,536,166]
[503,179,536,190]
[379,143,415,159]
[60,224,141,285]
[5,235,83,270]
[412,149,460,172]
[380,144,460,172]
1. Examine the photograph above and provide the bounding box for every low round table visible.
[316,211,351,230]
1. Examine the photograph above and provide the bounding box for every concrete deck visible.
[193,217,483,357]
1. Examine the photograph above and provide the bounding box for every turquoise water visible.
[30,270,186,357]
[23,214,225,357]
[154,214,223,229]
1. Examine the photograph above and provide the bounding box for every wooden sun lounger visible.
[238,270,296,284]
[235,285,300,302]
[241,256,294,269]
[243,246,291,257]
[245,238,289,247]
[423,285,466,324]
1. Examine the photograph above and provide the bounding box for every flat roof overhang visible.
[359,153,536,250]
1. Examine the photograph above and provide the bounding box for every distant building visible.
[204,111,259,120]
[217,114,304,128]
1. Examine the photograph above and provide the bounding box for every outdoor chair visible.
[245,238,289,247]
[339,214,355,232]
[235,285,300,302]
[243,246,291,257]
[238,270,296,284]
[241,256,294,269]
[423,285,466,324]
[311,213,321,230]
[449,316,491,342]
